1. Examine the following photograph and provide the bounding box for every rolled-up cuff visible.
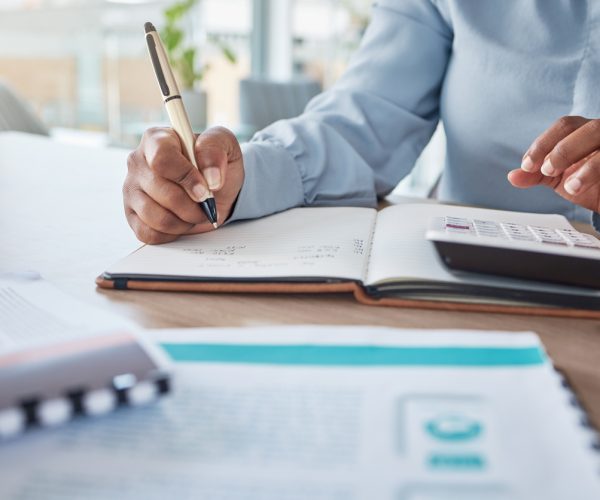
[227,141,305,223]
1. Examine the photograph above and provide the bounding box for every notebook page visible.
[364,203,600,296]
[0,274,135,355]
[106,207,377,282]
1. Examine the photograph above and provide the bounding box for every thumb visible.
[194,126,242,192]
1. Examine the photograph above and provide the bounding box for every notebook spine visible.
[0,373,171,441]
[362,210,379,285]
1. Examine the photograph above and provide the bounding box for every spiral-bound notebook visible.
[1,327,598,499]
[0,274,170,439]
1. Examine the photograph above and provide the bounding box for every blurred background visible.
[0,0,443,196]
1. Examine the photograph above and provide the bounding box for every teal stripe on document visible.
[160,344,546,367]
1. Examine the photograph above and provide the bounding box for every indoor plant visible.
[161,0,236,130]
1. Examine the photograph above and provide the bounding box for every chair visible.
[238,77,321,139]
[0,81,49,136]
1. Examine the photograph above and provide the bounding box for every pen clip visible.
[146,33,170,97]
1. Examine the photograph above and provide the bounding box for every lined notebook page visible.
[107,207,377,282]
[0,276,135,355]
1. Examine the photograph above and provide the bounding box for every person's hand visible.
[123,126,244,244]
[508,116,600,212]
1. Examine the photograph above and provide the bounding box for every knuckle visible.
[196,126,236,153]
[127,211,165,245]
[142,126,166,142]
[175,167,198,188]
[585,155,600,173]
[150,150,172,176]
[126,150,138,172]
[556,115,574,131]
[122,179,140,201]
[130,218,148,243]
[124,207,136,227]
[210,125,235,140]
[132,219,166,245]
[162,186,182,208]
[155,210,180,233]
[139,227,162,245]
[122,180,132,199]
[136,195,152,217]
[552,142,571,164]
[587,119,600,136]
[528,139,547,158]
[155,181,172,202]
[132,225,145,242]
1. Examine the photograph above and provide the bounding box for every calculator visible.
[426,216,600,289]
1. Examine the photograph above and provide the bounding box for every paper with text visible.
[0,274,135,355]
[1,326,598,500]
[106,207,377,282]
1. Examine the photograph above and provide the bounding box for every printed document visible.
[0,326,598,500]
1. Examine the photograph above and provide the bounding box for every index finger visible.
[521,116,589,173]
[142,127,209,202]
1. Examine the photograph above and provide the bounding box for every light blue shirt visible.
[230,0,600,224]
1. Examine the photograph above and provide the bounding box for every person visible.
[123,0,600,244]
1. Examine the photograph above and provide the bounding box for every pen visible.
[144,21,218,229]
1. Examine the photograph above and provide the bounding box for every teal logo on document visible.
[424,414,485,471]
[427,453,486,470]
[425,414,482,442]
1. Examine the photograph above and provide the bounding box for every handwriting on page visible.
[182,245,247,256]
[294,245,341,261]
[178,241,365,267]
[182,240,364,262]
[110,207,378,281]
[172,209,375,276]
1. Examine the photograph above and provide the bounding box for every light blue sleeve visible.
[229,0,452,222]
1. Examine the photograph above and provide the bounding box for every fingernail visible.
[521,156,535,172]
[564,177,582,195]
[541,159,555,176]
[204,167,221,190]
[192,183,209,202]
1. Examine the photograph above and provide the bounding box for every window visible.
[0,0,252,146]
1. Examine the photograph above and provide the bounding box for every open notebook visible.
[98,204,600,318]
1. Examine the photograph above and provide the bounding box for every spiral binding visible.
[0,372,171,441]
[555,368,600,473]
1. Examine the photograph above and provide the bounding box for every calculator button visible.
[473,219,498,227]
[477,230,503,237]
[528,226,568,245]
[573,242,600,249]
[571,238,600,249]
[540,239,569,246]
[446,224,471,230]
[510,235,537,241]
[444,216,473,233]
[473,220,503,238]
[444,217,471,231]
[556,229,600,249]
[500,223,536,241]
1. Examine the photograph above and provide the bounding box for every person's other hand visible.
[508,116,600,212]
[123,126,244,244]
